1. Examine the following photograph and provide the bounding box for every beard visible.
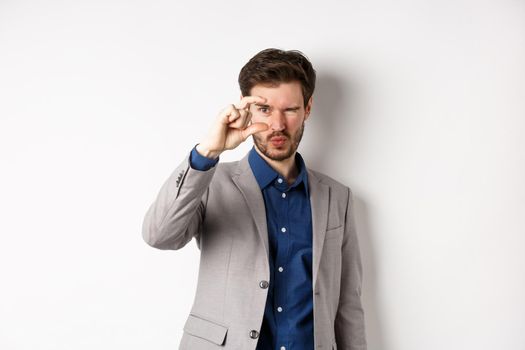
[252,121,305,161]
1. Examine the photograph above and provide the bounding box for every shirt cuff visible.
[189,144,220,171]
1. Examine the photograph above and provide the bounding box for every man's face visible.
[246,81,312,162]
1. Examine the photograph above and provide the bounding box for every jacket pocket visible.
[183,313,229,346]
[325,224,343,240]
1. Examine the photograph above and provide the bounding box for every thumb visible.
[241,122,269,140]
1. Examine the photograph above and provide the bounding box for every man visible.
[142,48,367,350]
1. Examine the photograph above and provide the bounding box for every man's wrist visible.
[196,143,222,159]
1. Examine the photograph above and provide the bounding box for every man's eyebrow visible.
[253,104,301,110]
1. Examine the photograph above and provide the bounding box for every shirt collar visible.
[248,145,309,196]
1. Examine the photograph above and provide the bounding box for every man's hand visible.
[196,96,269,158]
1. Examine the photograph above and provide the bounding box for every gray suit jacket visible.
[142,149,367,350]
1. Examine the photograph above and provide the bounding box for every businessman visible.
[142,48,367,350]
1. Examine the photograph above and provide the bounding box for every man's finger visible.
[227,106,241,122]
[219,104,238,123]
[241,122,269,140]
[235,95,267,110]
[242,110,252,129]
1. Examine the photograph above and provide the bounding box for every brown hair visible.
[238,48,316,108]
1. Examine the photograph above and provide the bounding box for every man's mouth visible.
[270,136,287,146]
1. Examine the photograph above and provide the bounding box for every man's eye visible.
[258,107,269,113]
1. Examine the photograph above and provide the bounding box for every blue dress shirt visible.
[189,144,314,350]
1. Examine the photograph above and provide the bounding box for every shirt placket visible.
[274,177,291,350]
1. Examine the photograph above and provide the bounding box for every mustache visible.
[267,132,289,139]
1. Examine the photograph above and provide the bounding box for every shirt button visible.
[281,192,286,198]
[277,306,283,312]
[281,227,286,233]
[277,178,283,183]
[259,280,269,289]
[278,266,284,272]
[249,330,259,339]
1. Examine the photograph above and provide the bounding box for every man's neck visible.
[254,146,299,185]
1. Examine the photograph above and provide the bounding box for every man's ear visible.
[305,96,313,120]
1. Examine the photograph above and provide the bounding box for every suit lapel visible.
[231,153,270,266]
[307,169,329,292]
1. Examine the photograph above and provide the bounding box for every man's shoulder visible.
[210,158,242,181]
[307,168,349,190]
[215,158,240,171]
[306,168,356,213]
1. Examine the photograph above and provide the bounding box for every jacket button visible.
[259,280,269,289]
[249,330,259,339]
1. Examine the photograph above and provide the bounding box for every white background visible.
[1,0,524,349]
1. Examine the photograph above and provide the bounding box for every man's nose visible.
[268,110,285,131]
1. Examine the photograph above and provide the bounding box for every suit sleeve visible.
[141,146,218,250]
[334,187,367,349]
